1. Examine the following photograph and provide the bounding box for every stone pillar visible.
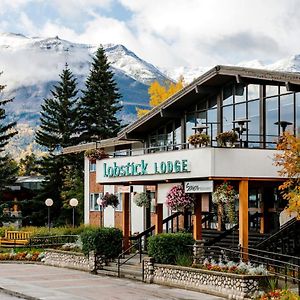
[193,240,205,265]
[193,194,202,241]
[143,256,154,283]
[154,204,163,235]
[239,179,249,260]
[122,192,130,250]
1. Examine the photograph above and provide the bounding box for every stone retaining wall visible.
[143,257,268,299]
[44,249,95,272]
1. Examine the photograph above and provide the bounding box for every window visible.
[248,85,259,101]
[90,193,103,211]
[266,97,279,148]
[235,83,246,103]
[90,162,96,172]
[297,93,300,136]
[115,193,123,211]
[223,85,233,105]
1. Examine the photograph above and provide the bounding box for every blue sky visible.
[0,0,300,69]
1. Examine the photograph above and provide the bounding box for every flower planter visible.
[143,258,269,299]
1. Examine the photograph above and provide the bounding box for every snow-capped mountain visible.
[1,32,300,158]
[0,33,170,158]
[0,33,169,125]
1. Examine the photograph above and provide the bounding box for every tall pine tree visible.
[0,78,18,189]
[35,65,83,226]
[78,46,122,143]
[36,65,79,150]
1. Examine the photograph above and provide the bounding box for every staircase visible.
[96,254,144,281]
[256,217,300,257]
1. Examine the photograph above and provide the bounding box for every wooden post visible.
[239,179,249,260]
[122,193,130,250]
[154,204,163,235]
[193,194,202,241]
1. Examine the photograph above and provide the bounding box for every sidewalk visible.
[0,263,224,300]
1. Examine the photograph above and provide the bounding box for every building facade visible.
[64,65,300,251]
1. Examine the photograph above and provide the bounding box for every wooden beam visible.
[193,194,202,240]
[195,85,216,94]
[239,179,249,260]
[159,109,181,118]
[122,193,130,250]
[154,204,163,235]
[235,74,242,84]
[285,82,300,92]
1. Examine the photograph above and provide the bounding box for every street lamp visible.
[96,197,103,227]
[69,198,78,228]
[45,198,53,231]
[274,121,293,133]
[233,118,251,147]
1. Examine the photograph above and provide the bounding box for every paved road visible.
[0,291,23,300]
[0,263,224,300]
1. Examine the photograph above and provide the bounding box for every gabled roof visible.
[118,65,300,139]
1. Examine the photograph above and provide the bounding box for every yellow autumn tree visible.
[136,76,184,118]
[274,131,300,217]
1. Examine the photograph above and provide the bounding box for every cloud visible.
[1,0,300,70]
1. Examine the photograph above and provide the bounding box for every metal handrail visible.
[256,217,297,248]
[203,245,300,295]
[117,239,142,277]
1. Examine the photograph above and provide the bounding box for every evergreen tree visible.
[36,65,79,150]
[35,66,83,226]
[78,46,122,143]
[0,79,18,189]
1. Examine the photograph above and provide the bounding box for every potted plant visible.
[85,148,109,162]
[101,193,119,208]
[133,192,151,208]
[216,131,238,147]
[165,185,194,212]
[212,181,238,224]
[188,133,210,147]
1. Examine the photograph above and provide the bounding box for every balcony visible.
[96,146,281,184]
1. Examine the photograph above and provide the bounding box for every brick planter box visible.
[143,257,269,299]
[44,249,95,272]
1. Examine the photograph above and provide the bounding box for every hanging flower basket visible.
[101,192,119,208]
[216,131,238,147]
[212,181,238,224]
[188,133,210,147]
[85,148,109,161]
[166,185,194,212]
[133,192,151,208]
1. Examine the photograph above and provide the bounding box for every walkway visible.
[0,263,224,300]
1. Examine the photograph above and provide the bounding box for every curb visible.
[0,287,40,300]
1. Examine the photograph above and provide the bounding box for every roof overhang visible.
[118,65,300,139]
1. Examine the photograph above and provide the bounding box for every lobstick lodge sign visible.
[103,159,190,178]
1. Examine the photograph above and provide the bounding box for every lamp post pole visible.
[96,197,103,227]
[69,198,78,228]
[45,198,53,232]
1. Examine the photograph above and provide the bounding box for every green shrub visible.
[80,227,123,259]
[175,253,193,267]
[147,233,194,264]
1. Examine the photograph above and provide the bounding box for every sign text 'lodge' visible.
[103,159,190,178]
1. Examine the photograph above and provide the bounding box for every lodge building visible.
[64,65,300,254]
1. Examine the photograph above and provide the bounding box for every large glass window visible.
[235,102,246,120]
[173,120,182,146]
[266,97,279,148]
[235,83,246,103]
[248,100,260,147]
[186,113,196,143]
[223,85,234,105]
[222,105,233,132]
[297,93,300,136]
[248,84,259,100]
[266,85,279,97]
[90,193,103,211]
[280,93,294,125]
